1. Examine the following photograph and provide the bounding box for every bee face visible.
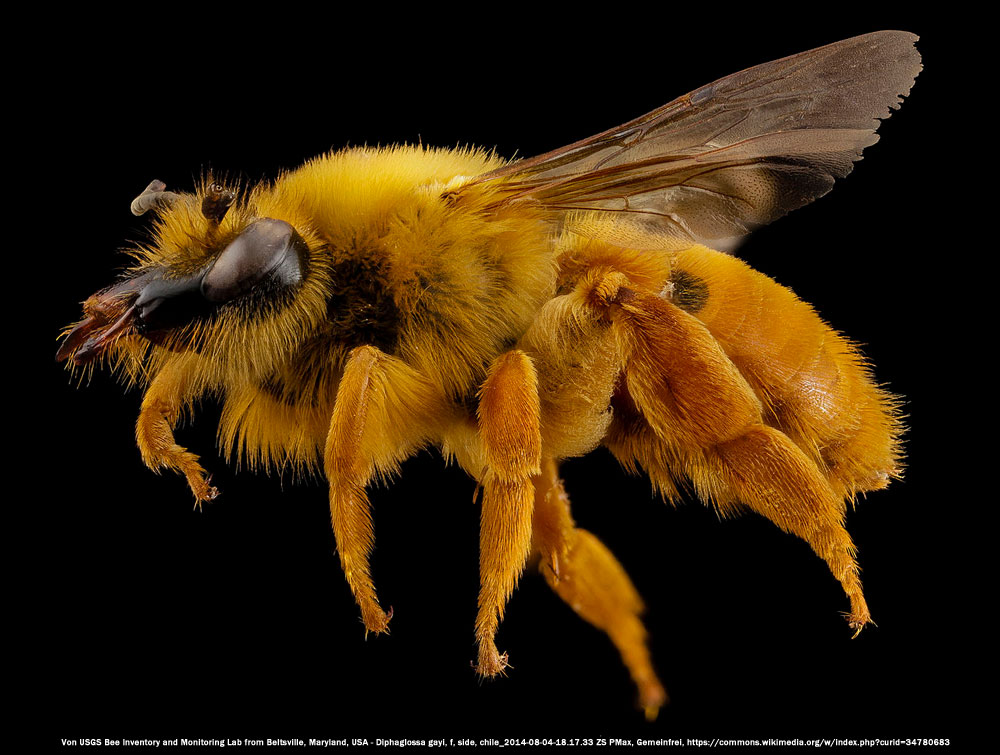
[57,182,314,370]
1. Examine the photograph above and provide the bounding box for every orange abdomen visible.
[670,246,903,499]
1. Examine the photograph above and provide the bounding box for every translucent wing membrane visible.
[469,31,921,249]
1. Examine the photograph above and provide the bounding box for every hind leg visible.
[712,426,869,632]
[597,274,870,633]
[532,458,667,718]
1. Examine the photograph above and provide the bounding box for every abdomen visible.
[669,245,903,499]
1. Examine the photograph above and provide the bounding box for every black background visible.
[33,9,972,750]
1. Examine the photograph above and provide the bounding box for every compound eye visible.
[201,218,308,303]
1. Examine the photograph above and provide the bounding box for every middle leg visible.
[475,350,542,676]
[324,345,447,636]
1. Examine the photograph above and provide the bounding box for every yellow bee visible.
[57,31,919,718]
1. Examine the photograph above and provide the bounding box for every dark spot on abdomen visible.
[669,269,709,313]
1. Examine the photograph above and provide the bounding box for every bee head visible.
[57,179,314,369]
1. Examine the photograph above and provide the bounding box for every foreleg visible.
[136,357,217,507]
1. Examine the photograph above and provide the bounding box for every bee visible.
[57,31,919,718]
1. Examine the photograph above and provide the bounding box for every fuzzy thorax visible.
[82,145,558,473]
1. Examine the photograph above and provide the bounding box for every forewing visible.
[468,31,921,249]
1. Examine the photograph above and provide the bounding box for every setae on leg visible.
[136,358,218,507]
[475,350,542,676]
[324,345,449,637]
[324,346,393,636]
[602,276,871,633]
[532,457,667,719]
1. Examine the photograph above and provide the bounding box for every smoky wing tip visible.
[872,29,919,43]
